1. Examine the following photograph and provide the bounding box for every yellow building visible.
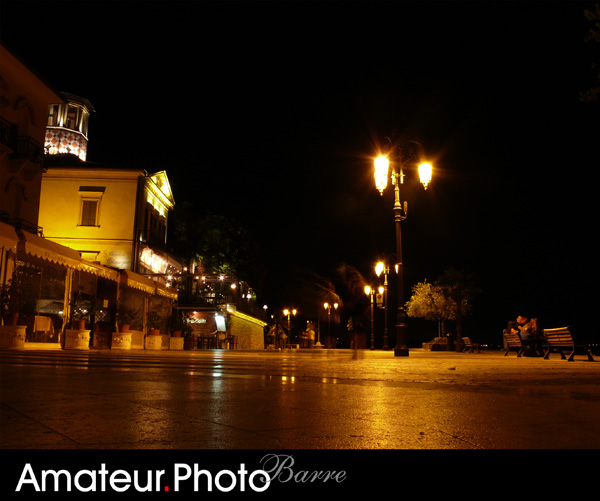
[1,44,122,348]
[38,91,177,276]
[38,159,178,276]
[38,93,181,347]
[3,44,262,350]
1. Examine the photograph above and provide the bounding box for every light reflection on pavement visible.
[1,348,600,450]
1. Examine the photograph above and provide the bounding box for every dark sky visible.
[2,1,598,343]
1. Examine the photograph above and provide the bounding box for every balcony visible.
[0,116,17,150]
[11,136,46,170]
[6,217,44,237]
[175,277,266,321]
[1,117,46,171]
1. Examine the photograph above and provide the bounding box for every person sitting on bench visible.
[516,316,543,356]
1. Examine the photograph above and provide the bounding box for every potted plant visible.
[0,279,20,326]
[117,303,136,333]
[182,313,194,350]
[169,311,191,338]
[148,310,165,336]
[0,276,27,350]
[70,286,89,330]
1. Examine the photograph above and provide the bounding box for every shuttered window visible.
[80,200,98,226]
[78,186,104,227]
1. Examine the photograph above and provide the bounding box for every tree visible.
[436,268,481,343]
[405,268,481,344]
[405,281,452,337]
[168,201,265,293]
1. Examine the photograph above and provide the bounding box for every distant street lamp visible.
[283,308,296,347]
[375,261,390,350]
[323,302,338,348]
[374,138,432,357]
[364,286,375,350]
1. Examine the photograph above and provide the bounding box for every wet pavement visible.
[2,345,600,450]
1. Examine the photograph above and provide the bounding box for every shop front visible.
[65,260,119,350]
[0,229,121,349]
[0,222,23,349]
[176,305,266,351]
[117,270,177,350]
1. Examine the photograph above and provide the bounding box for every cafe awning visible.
[0,222,18,252]
[120,270,156,295]
[78,259,119,282]
[155,280,178,300]
[18,230,84,269]
[16,231,119,281]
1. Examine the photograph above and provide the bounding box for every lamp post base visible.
[394,347,409,357]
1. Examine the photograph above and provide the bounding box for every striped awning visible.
[18,230,84,269]
[154,280,178,300]
[16,230,119,281]
[78,259,119,282]
[120,270,156,295]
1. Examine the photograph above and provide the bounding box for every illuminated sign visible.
[215,315,227,332]
[140,247,168,274]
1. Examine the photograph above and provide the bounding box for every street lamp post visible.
[322,302,338,348]
[283,308,296,348]
[364,286,375,350]
[374,139,432,357]
[375,261,390,350]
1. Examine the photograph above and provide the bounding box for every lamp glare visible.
[374,156,389,195]
[418,162,432,190]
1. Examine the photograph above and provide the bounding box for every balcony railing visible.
[176,290,266,321]
[11,136,45,169]
[1,118,46,170]
[0,116,17,148]
[7,218,44,236]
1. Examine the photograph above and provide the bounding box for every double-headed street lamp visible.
[375,261,390,350]
[364,286,376,350]
[322,302,338,348]
[374,139,432,357]
[283,308,296,347]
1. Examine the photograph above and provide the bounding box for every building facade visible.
[37,91,181,348]
[0,43,63,235]
[1,44,179,350]
[38,159,178,277]
[2,43,265,351]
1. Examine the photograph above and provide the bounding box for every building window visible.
[81,112,89,136]
[80,251,100,263]
[66,105,79,130]
[80,199,98,226]
[47,104,60,126]
[78,186,105,227]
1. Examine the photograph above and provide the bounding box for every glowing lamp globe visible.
[374,156,390,195]
[418,162,432,190]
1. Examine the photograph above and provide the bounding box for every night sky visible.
[2,1,598,345]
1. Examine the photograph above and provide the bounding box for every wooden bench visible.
[543,327,594,362]
[461,337,480,353]
[503,330,524,357]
